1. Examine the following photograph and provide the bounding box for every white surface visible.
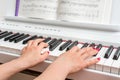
[0,0,7,20]
[111,0,120,24]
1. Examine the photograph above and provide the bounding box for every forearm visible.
[34,60,70,80]
[0,58,28,80]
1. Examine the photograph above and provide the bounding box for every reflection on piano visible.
[0,22,120,80]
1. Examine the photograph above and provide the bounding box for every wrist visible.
[39,61,71,80]
[13,58,30,70]
[53,58,73,74]
[52,60,72,75]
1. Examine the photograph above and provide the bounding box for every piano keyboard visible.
[1,20,120,80]
[0,30,120,76]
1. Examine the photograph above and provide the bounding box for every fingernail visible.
[93,47,96,50]
[47,51,50,54]
[97,57,101,61]
[96,48,100,51]
[93,47,100,51]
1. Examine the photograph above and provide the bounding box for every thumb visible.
[40,51,49,61]
[82,58,100,69]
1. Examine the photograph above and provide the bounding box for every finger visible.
[21,46,27,54]
[40,51,49,61]
[88,47,99,56]
[78,48,88,55]
[38,42,48,50]
[79,47,93,56]
[22,47,26,52]
[82,58,100,69]
[32,39,44,46]
[92,50,99,56]
[27,40,34,47]
[69,46,80,53]
[81,48,97,59]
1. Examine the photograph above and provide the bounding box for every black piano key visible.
[104,45,114,58]
[96,44,102,51]
[93,44,103,56]
[9,33,24,42]
[0,31,8,36]
[4,33,20,41]
[49,39,62,51]
[14,34,30,43]
[22,35,38,44]
[66,41,78,51]
[113,47,120,60]
[43,37,51,43]
[89,43,95,48]
[0,32,13,39]
[0,31,8,35]
[38,36,43,38]
[59,40,72,51]
[37,36,44,45]
[48,38,57,46]
[81,43,89,49]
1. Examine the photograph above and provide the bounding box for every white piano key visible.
[111,51,120,75]
[96,47,108,71]
[0,39,25,54]
[111,59,120,75]
[88,57,96,69]
[77,43,83,48]
[50,42,65,57]
[103,49,116,73]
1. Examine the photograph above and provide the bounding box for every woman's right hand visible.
[54,46,100,74]
[34,46,100,80]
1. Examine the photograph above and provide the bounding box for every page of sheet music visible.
[57,0,112,24]
[18,0,58,20]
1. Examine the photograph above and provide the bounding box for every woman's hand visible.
[18,39,49,68]
[54,46,100,74]
[0,39,50,80]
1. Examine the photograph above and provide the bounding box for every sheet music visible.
[18,0,112,24]
[57,0,112,24]
[18,0,58,20]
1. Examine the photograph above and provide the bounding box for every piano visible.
[0,20,120,80]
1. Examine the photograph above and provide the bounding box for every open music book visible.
[16,0,112,24]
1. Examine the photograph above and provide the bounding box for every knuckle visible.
[39,42,48,47]
[85,52,90,57]
[42,42,46,44]
[72,46,79,51]
[40,42,45,45]
[28,40,33,43]
[37,39,43,41]
[89,51,96,56]
[82,48,87,52]
[34,39,40,42]
[87,47,92,51]
[86,62,90,67]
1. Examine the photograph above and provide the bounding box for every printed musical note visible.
[18,0,58,20]
[57,0,112,23]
